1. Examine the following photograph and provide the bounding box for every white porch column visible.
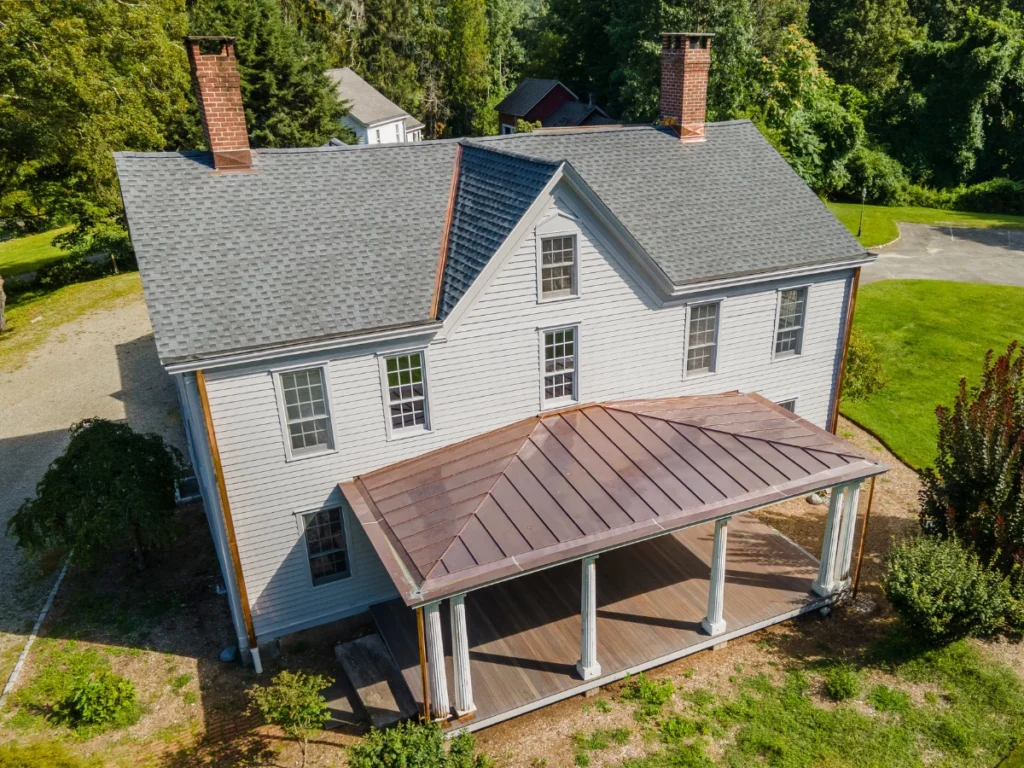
[813,485,846,596]
[424,601,450,720]
[449,594,475,716]
[835,482,862,589]
[701,517,729,637]
[576,555,601,681]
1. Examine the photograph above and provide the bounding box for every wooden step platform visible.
[335,633,419,729]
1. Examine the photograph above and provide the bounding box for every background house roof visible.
[494,78,565,117]
[342,393,886,604]
[542,101,612,128]
[326,67,415,127]
[116,121,866,366]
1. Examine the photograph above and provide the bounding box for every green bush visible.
[881,537,1014,643]
[867,684,911,714]
[0,741,100,767]
[347,720,492,768]
[621,673,675,720]
[901,178,1024,216]
[247,670,333,767]
[842,328,887,401]
[35,254,106,289]
[822,664,861,701]
[846,146,908,205]
[52,672,141,732]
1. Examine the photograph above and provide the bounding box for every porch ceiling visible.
[340,392,886,605]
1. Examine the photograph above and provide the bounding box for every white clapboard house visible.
[326,66,425,144]
[115,34,885,731]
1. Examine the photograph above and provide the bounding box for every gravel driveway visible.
[0,293,183,683]
[862,223,1024,286]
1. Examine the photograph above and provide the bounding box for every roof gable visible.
[495,78,569,117]
[327,67,412,126]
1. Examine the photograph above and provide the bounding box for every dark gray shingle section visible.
[437,145,559,318]
[115,143,457,364]
[470,122,864,285]
[542,102,608,128]
[495,79,563,117]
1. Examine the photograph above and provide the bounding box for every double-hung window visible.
[542,327,577,405]
[383,352,429,433]
[278,367,334,457]
[302,507,350,585]
[685,302,719,376]
[540,235,577,299]
[775,287,808,357]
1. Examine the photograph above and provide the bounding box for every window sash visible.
[385,352,428,431]
[775,288,807,357]
[777,399,797,413]
[279,368,332,455]
[303,507,350,585]
[543,327,576,403]
[540,236,576,298]
[686,303,718,375]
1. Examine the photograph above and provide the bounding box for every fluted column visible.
[576,555,601,681]
[835,482,861,589]
[813,485,846,597]
[702,517,729,636]
[449,594,475,716]
[423,601,450,719]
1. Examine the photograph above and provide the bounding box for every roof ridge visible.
[459,140,562,167]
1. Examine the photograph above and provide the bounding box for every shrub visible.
[52,672,141,732]
[867,684,911,714]
[919,343,1024,570]
[881,536,1014,643]
[822,664,861,701]
[621,673,675,720]
[247,670,333,768]
[6,419,185,570]
[34,254,106,290]
[846,146,908,205]
[901,178,1024,216]
[842,328,887,401]
[347,720,492,768]
[0,741,100,767]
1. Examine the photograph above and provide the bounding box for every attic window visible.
[540,235,577,299]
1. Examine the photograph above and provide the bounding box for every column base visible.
[811,579,837,598]
[701,617,726,637]
[576,660,602,681]
[453,706,476,719]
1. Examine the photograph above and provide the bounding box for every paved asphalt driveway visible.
[862,223,1024,286]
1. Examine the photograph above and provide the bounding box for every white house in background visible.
[326,66,424,144]
[116,35,885,732]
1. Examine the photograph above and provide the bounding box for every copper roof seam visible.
[631,413,728,500]
[603,407,710,505]
[694,420,863,459]
[665,420,756,494]
[732,433,801,484]
[352,477,427,581]
[488,482,537,556]
[516,440,590,538]
[500,465,566,544]
[526,433,617,531]
[376,459,516,520]
[471,502,512,559]
[770,438,833,472]
[702,429,774,489]
[399,503,488,556]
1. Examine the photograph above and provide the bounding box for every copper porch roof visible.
[340,393,887,605]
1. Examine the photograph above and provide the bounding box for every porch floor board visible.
[370,512,822,730]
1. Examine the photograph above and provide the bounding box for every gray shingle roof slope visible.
[326,67,412,126]
[542,101,608,128]
[437,145,559,318]
[469,122,864,285]
[115,143,458,364]
[494,78,564,117]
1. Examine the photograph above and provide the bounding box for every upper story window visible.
[685,302,719,376]
[395,123,402,141]
[383,352,429,434]
[302,506,351,585]
[540,235,577,300]
[542,327,577,406]
[775,287,808,358]
[278,366,334,457]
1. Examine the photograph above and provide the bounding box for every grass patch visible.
[840,281,1024,469]
[868,684,912,715]
[822,664,861,701]
[0,226,73,276]
[827,202,1024,248]
[1001,741,1024,768]
[621,673,675,721]
[572,727,631,752]
[0,272,142,372]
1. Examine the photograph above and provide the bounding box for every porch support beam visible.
[813,484,847,596]
[450,593,475,716]
[424,601,450,720]
[576,555,601,681]
[835,481,862,589]
[701,517,729,636]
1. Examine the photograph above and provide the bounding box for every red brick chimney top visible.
[185,36,253,171]
[659,32,714,143]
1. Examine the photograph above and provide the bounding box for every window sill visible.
[541,397,578,411]
[683,369,717,381]
[311,571,353,588]
[284,445,338,464]
[771,351,803,362]
[537,293,580,306]
[386,425,432,442]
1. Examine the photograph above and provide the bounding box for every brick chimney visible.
[185,36,252,171]
[659,32,713,143]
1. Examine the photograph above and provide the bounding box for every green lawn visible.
[0,226,73,277]
[827,202,1024,248]
[840,281,1024,470]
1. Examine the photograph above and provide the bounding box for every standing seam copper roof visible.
[341,393,887,605]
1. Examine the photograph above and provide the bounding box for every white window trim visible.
[772,284,811,361]
[500,123,515,135]
[776,396,799,413]
[538,323,581,411]
[377,347,433,441]
[296,503,354,588]
[536,230,581,304]
[682,300,722,380]
[271,361,338,462]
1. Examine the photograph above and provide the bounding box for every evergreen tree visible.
[440,0,491,135]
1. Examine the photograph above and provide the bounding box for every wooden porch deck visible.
[370,512,825,732]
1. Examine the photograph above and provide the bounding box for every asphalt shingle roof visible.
[494,78,564,117]
[326,67,415,127]
[116,121,866,366]
[542,101,609,128]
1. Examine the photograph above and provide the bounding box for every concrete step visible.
[335,633,418,729]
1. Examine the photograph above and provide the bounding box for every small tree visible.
[842,328,887,401]
[348,720,492,768]
[919,342,1024,570]
[6,419,184,570]
[246,670,333,767]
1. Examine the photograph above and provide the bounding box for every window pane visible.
[281,367,331,454]
[385,352,427,431]
[543,328,577,403]
[540,236,576,298]
[303,508,350,584]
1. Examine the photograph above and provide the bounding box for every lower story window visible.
[303,507,350,585]
[543,327,577,405]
